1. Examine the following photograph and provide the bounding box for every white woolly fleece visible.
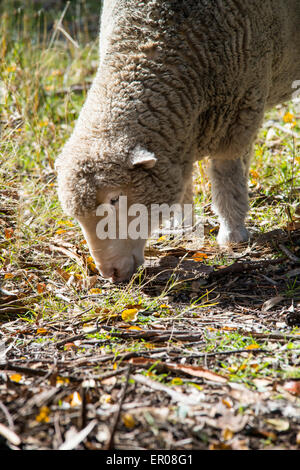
[56,0,300,217]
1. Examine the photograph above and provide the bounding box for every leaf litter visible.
[1,204,300,450]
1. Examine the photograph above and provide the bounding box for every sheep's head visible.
[56,145,184,282]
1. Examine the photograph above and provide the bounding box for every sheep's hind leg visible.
[210,149,252,246]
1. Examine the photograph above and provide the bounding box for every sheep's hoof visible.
[217,226,249,246]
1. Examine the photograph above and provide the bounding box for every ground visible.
[0,0,299,451]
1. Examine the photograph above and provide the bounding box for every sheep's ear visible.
[129,146,157,169]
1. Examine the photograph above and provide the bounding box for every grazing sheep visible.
[56,0,300,282]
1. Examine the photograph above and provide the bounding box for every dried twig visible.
[278,243,300,264]
[213,257,286,278]
[58,420,97,451]
[131,374,202,405]
[105,365,132,450]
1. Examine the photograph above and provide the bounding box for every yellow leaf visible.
[192,252,208,262]
[222,428,234,441]
[171,377,183,386]
[157,235,167,242]
[57,220,74,227]
[56,376,70,386]
[143,343,156,349]
[70,391,82,407]
[160,304,171,309]
[36,406,50,423]
[36,328,48,335]
[6,65,16,73]
[100,394,111,404]
[146,370,154,376]
[222,398,233,409]
[55,229,67,235]
[4,273,14,279]
[283,112,295,123]
[50,69,63,77]
[38,119,49,128]
[250,169,259,179]
[10,373,22,383]
[128,326,142,331]
[89,288,102,294]
[87,256,97,273]
[121,308,139,322]
[122,413,136,429]
[245,343,260,350]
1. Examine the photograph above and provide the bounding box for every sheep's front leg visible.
[210,149,251,245]
[181,174,194,230]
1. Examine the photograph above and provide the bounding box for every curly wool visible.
[56,0,300,216]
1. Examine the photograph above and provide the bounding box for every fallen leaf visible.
[100,394,111,404]
[4,228,14,239]
[122,413,136,429]
[209,443,232,450]
[175,364,228,383]
[253,378,273,389]
[283,380,300,396]
[101,376,116,386]
[266,419,289,432]
[171,377,184,386]
[64,342,77,351]
[222,427,234,441]
[9,373,22,383]
[121,308,139,322]
[87,256,98,273]
[215,411,248,433]
[70,391,82,407]
[56,267,71,281]
[56,376,70,386]
[192,252,208,261]
[37,283,47,294]
[88,288,102,294]
[128,357,228,383]
[262,296,284,312]
[0,423,21,446]
[36,328,48,335]
[57,220,74,227]
[36,406,50,423]
[245,343,260,350]
[283,112,295,124]
[4,273,14,279]
[222,398,233,409]
[255,429,277,441]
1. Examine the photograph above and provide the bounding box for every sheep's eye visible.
[110,195,119,206]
